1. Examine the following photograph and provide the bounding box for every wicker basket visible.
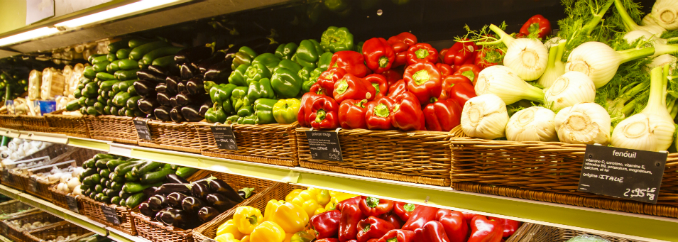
[0,114,23,130]
[24,221,94,242]
[512,224,640,242]
[20,115,53,133]
[137,119,202,153]
[78,195,137,235]
[450,131,678,218]
[11,146,98,194]
[21,160,78,202]
[131,170,277,242]
[2,211,63,242]
[296,127,466,187]
[0,200,34,219]
[49,185,84,211]
[84,115,138,144]
[194,122,299,167]
[192,182,303,241]
[44,110,89,138]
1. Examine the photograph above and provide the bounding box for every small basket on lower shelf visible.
[22,159,78,202]
[511,224,635,242]
[24,221,94,242]
[131,171,277,242]
[0,200,34,218]
[49,186,83,211]
[20,115,53,133]
[44,110,89,138]
[0,114,23,130]
[137,119,202,153]
[84,115,138,144]
[78,196,137,235]
[1,211,63,242]
[194,122,299,167]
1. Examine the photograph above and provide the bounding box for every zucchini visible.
[108,40,130,53]
[175,167,198,178]
[107,52,116,62]
[105,188,118,197]
[96,154,116,160]
[90,174,101,184]
[125,193,146,208]
[103,106,111,115]
[65,99,81,111]
[88,54,106,63]
[141,46,183,65]
[117,59,139,70]
[100,177,108,185]
[114,70,140,81]
[129,41,171,60]
[95,158,110,169]
[110,106,119,116]
[114,161,140,175]
[126,96,141,110]
[118,80,136,92]
[96,72,116,81]
[133,161,163,176]
[82,167,97,177]
[106,159,130,170]
[81,185,90,191]
[99,80,118,92]
[116,48,131,59]
[94,102,104,115]
[82,176,93,186]
[99,169,110,178]
[125,172,139,182]
[101,195,110,204]
[110,196,121,205]
[93,61,110,72]
[112,92,132,107]
[122,182,162,194]
[94,193,103,201]
[85,98,96,106]
[83,158,95,168]
[141,168,174,184]
[111,181,123,191]
[119,191,130,200]
[83,83,99,98]
[112,176,125,183]
[151,55,176,67]
[91,55,109,65]
[83,66,96,79]
[107,60,120,73]
[127,85,137,96]
[128,39,152,49]
[94,184,103,193]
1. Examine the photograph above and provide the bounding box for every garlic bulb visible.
[475,65,544,105]
[650,0,678,30]
[461,94,509,139]
[544,71,596,112]
[555,102,611,145]
[506,107,557,141]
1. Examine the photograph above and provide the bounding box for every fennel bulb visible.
[544,71,596,112]
[649,0,678,30]
[565,41,654,88]
[611,65,675,151]
[623,30,668,44]
[538,39,567,88]
[461,94,509,139]
[614,0,666,35]
[555,102,611,145]
[645,54,677,73]
[506,107,557,141]
[475,65,544,105]
[482,24,548,81]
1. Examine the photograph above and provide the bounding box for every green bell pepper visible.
[226,115,241,124]
[207,82,237,104]
[273,98,301,124]
[231,86,251,112]
[295,40,323,69]
[252,53,281,73]
[239,115,258,124]
[253,98,279,124]
[271,60,303,99]
[237,105,254,117]
[247,78,276,100]
[317,52,333,70]
[231,46,257,70]
[205,104,227,123]
[301,67,326,93]
[228,64,250,86]
[244,62,271,84]
[320,26,354,52]
[275,43,298,60]
[222,98,235,115]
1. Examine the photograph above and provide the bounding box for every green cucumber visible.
[129,41,171,60]
[99,169,110,178]
[125,193,146,208]
[66,100,81,111]
[141,46,182,65]
[114,161,140,175]
[127,85,137,96]
[83,66,96,79]
[82,176,93,186]
[128,39,152,49]
[123,182,162,194]
[93,61,110,72]
[107,53,116,62]
[95,158,110,169]
[101,195,110,204]
[108,40,129,54]
[151,55,176,67]
[106,159,130,170]
[119,200,126,207]
[119,191,130,200]
[85,98,96,106]
[110,106,119,116]
[100,80,118,92]
[111,181,123,191]
[96,72,116,81]
[117,59,139,70]
[175,167,198,178]
[83,83,99,98]
[81,167,97,177]
[141,168,174,184]
[94,184,103,193]
[125,172,139,182]
[88,54,106,63]
[83,158,96,168]
[126,96,141,110]
[110,196,121,205]
[105,188,118,197]
[133,161,163,176]
[116,48,131,59]
[90,174,101,184]
[114,70,140,81]
[96,154,116,160]
[107,61,119,73]
[91,55,108,65]
[112,92,131,107]
[118,80,136,92]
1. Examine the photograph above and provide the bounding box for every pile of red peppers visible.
[311,196,521,242]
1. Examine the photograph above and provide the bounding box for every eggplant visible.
[143,186,159,199]
[148,194,166,211]
[146,114,156,120]
[205,193,238,212]
[166,174,189,184]
[148,65,168,76]
[199,100,212,117]
[186,77,204,95]
[180,63,197,80]
[181,105,203,122]
[154,106,172,121]
[165,192,188,208]
[155,208,173,225]
[170,106,184,122]
[191,181,210,198]
[176,93,194,106]
[134,80,157,97]
[197,52,227,74]
[156,183,191,195]
[181,196,204,214]
[177,81,187,94]
[174,46,212,65]
[203,60,233,83]
[197,206,219,223]
[138,201,154,217]
[155,82,168,93]
[170,96,179,107]
[137,70,166,83]
[169,209,192,229]
[157,92,171,106]
[138,97,159,114]
[209,179,244,203]
[166,76,180,94]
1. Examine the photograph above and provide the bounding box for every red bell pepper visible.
[461,212,479,224]
[475,47,504,69]
[364,74,389,99]
[436,210,468,242]
[312,210,343,239]
[413,221,451,242]
[436,63,453,78]
[379,213,404,229]
[339,99,368,129]
[338,196,362,212]
[299,92,322,127]
[339,198,366,242]
[394,202,417,222]
[317,239,340,242]
[363,38,396,74]
[381,69,402,87]
[404,62,442,105]
[439,75,476,107]
[357,216,396,242]
[391,92,426,131]
[401,205,439,231]
[439,48,448,63]
[468,216,504,242]
[359,196,394,217]
[311,82,332,96]
[365,97,395,130]
[453,64,482,84]
[309,95,340,130]
[330,51,370,77]
[377,230,415,242]
[488,217,521,238]
[424,99,462,131]
[443,39,477,67]
[387,80,407,99]
[334,74,376,104]
[388,32,417,67]
[517,14,552,39]
[406,43,439,65]
[319,67,348,96]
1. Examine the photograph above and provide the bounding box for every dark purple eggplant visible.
[199,100,212,117]
[148,194,166,211]
[186,77,204,95]
[156,183,191,195]
[197,206,219,223]
[197,52,227,74]
[170,96,179,107]
[166,76,180,95]
[170,106,184,122]
[134,80,157,97]
[166,174,189,184]
[154,106,172,121]
[138,201,154,217]
[180,63,197,80]
[190,181,210,199]
[143,186,159,199]
[181,196,204,214]
[174,46,212,65]
[177,81,187,94]
[181,105,203,122]
[155,208,173,225]
[148,65,168,76]
[157,92,171,106]
[137,70,166,83]
[146,114,156,120]
[205,193,239,212]
[165,192,187,208]
[209,179,244,203]
[169,208,192,229]
[204,61,233,83]
[155,82,168,93]
[176,93,193,106]
[138,97,159,114]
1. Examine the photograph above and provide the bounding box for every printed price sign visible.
[2,169,12,183]
[29,177,38,193]
[133,119,152,140]
[211,126,238,150]
[305,130,343,161]
[66,196,79,213]
[101,205,121,225]
[578,145,667,204]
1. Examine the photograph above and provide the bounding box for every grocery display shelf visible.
[0,184,150,242]
[4,128,678,242]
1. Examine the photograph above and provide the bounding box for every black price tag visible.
[211,126,238,150]
[133,119,152,141]
[578,145,667,204]
[66,195,79,213]
[28,177,38,193]
[2,169,11,183]
[305,130,343,161]
[101,205,120,225]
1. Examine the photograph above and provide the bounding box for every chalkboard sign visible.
[2,169,12,183]
[66,196,79,213]
[578,145,667,204]
[101,205,121,225]
[28,177,38,193]
[133,119,152,140]
[305,130,343,161]
[211,126,238,150]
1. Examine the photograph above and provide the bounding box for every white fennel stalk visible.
[645,54,677,74]
[506,107,557,142]
[475,65,544,105]
[538,39,567,88]
[481,24,548,81]
[544,71,596,112]
[555,102,611,145]
[565,41,655,88]
[461,94,509,139]
[649,0,678,30]
[615,0,666,36]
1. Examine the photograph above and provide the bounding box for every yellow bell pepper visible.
[234,206,263,235]
[263,200,309,233]
[217,219,243,239]
[333,192,358,202]
[283,233,294,242]
[314,207,326,216]
[285,189,303,202]
[316,189,331,206]
[289,231,315,242]
[250,221,286,242]
[301,199,321,217]
[215,233,241,242]
[241,236,250,242]
[306,187,320,197]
